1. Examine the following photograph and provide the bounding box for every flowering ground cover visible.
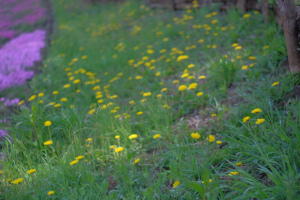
[0,0,46,42]
[1,0,300,199]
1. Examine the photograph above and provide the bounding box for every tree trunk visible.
[237,0,246,12]
[276,0,300,73]
[262,0,269,22]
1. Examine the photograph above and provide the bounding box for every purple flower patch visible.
[0,30,46,91]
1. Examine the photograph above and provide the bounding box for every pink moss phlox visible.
[0,30,46,91]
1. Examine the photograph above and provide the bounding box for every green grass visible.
[1,0,300,199]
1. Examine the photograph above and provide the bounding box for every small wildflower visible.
[129,134,138,139]
[115,147,124,153]
[177,55,189,62]
[197,92,203,96]
[173,180,180,188]
[198,75,206,79]
[110,145,115,149]
[216,141,222,145]
[188,64,194,68]
[44,140,53,146]
[272,82,279,86]
[251,108,262,113]
[70,160,79,165]
[28,95,36,101]
[249,56,256,60]
[242,65,248,70]
[133,158,140,164]
[11,178,23,184]
[38,92,44,97]
[137,111,143,115]
[255,118,265,124]
[243,14,250,18]
[115,135,120,139]
[48,191,55,196]
[188,83,197,90]
[75,155,84,160]
[86,138,92,141]
[207,135,215,142]
[191,133,201,139]
[211,114,217,117]
[229,171,239,176]
[153,134,161,139]
[178,85,187,91]
[26,169,36,174]
[235,162,242,166]
[243,116,250,123]
[44,121,52,126]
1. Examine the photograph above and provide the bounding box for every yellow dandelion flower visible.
[198,75,206,79]
[161,88,167,92]
[178,85,187,91]
[197,92,203,96]
[137,111,143,115]
[249,56,256,60]
[26,169,36,174]
[75,155,84,160]
[88,109,95,115]
[70,160,79,165]
[73,79,80,84]
[235,46,242,50]
[155,72,161,76]
[38,93,44,97]
[157,94,162,98]
[135,76,143,80]
[86,138,92,141]
[191,133,200,139]
[251,108,262,113]
[188,64,194,68]
[272,82,279,86]
[11,178,23,184]
[153,134,161,139]
[211,114,217,117]
[44,140,53,145]
[63,84,71,88]
[177,55,189,62]
[48,191,55,195]
[133,158,140,164]
[188,83,197,90]
[115,147,124,153]
[242,65,248,70]
[115,135,120,139]
[129,134,138,139]
[129,100,135,104]
[255,118,265,124]
[44,121,52,126]
[110,145,115,149]
[235,162,242,166]
[28,95,36,101]
[173,180,180,188]
[216,141,222,145]
[243,14,250,18]
[207,135,215,142]
[229,171,239,176]
[243,116,250,123]
[18,100,24,105]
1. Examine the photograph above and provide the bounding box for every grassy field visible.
[1,0,300,199]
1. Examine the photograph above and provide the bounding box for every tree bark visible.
[262,0,270,22]
[276,0,300,73]
[237,0,246,12]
